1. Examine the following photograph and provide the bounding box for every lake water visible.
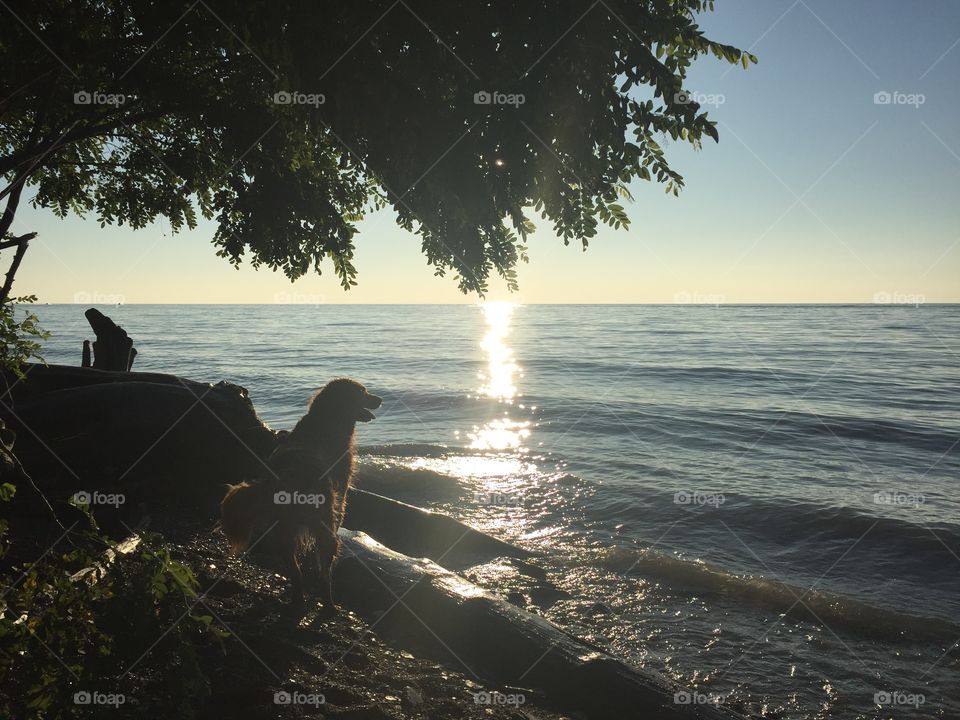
[33,303,960,719]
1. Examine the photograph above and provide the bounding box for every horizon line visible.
[31,301,959,307]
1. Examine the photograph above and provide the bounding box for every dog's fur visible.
[220,378,381,612]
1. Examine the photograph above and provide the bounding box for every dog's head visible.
[309,378,382,424]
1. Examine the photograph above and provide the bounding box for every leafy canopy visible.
[0,0,755,294]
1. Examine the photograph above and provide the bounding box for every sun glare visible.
[468,302,532,451]
[477,301,520,401]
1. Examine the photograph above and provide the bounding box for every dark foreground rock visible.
[0,364,276,508]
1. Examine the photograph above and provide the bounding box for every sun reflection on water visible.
[477,301,521,400]
[468,302,533,451]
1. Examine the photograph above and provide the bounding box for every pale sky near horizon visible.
[11,0,960,304]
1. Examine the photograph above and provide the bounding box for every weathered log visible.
[344,487,535,566]
[336,530,741,720]
[83,308,136,370]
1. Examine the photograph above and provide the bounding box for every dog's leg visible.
[316,536,338,613]
[302,549,321,589]
[315,500,340,614]
[280,524,305,611]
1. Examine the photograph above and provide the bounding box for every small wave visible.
[594,546,959,643]
[698,498,960,556]
[359,443,459,458]
[772,410,959,454]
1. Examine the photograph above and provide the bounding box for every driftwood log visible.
[82,308,137,371]
[337,530,741,720]
[344,488,534,566]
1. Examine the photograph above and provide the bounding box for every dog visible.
[220,378,382,612]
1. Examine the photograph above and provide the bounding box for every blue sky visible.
[13,0,960,303]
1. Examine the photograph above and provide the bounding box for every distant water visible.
[33,304,960,719]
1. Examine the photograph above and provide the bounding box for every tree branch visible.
[0,110,166,178]
[0,235,31,305]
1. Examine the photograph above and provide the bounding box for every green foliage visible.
[0,0,754,294]
[0,296,48,379]
[0,497,221,719]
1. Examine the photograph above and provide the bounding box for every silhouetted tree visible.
[0,0,755,295]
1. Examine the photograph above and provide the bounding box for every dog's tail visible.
[220,482,271,554]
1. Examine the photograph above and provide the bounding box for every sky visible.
[12,0,960,304]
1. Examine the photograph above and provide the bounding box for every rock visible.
[82,308,137,371]
[0,364,276,508]
[403,685,424,707]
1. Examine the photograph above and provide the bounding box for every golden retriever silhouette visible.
[220,378,381,612]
